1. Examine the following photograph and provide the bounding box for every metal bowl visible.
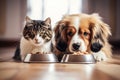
[61,54,96,64]
[24,53,59,63]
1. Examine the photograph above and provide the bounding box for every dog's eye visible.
[67,31,73,36]
[67,28,75,37]
[83,32,89,36]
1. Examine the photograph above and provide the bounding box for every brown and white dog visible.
[53,13,112,61]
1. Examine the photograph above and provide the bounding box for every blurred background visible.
[0,0,120,51]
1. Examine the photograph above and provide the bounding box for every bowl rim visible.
[23,53,59,63]
[61,54,96,64]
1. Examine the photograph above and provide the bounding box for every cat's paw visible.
[93,52,107,62]
[31,48,40,54]
[21,55,25,61]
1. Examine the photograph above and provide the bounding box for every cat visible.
[13,16,53,61]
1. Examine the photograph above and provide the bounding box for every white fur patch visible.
[31,41,51,54]
[69,17,87,52]
[20,37,51,60]
[92,51,107,61]
[30,34,45,46]
[72,17,80,29]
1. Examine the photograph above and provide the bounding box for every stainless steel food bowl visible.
[61,54,96,63]
[24,53,59,63]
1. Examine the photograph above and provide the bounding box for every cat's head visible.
[23,16,52,46]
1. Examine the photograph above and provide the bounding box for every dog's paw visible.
[93,52,107,62]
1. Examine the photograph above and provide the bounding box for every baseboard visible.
[110,40,120,50]
[0,39,20,47]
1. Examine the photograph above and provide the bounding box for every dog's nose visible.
[91,42,103,52]
[72,43,80,50]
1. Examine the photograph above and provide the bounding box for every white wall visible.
[5,0,21,39]
[0,0,25,40]
[0,0,119,40]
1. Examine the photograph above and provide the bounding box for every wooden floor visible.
[0,47,120,80]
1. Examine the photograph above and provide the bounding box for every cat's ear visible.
[44,17,51,24]
[25,16,33,23]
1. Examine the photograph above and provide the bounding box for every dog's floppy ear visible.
[54,22,68,52]
[90,13,111,52]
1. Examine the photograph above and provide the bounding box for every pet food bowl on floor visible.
[61,54,96,64]
[24,53,59,63]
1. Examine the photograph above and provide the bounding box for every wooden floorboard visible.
[0,47,120,80]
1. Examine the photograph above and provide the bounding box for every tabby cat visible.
[13,16,53,61]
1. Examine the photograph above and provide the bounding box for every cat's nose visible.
[35,38,38,42]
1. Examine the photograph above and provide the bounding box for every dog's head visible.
[54,13,111,53]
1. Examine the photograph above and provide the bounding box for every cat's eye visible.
[28,33,35,39]
[42,35,46,38]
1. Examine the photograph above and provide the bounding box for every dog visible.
[53,13,112,61]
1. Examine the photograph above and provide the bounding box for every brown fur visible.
[53,13,112,60]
